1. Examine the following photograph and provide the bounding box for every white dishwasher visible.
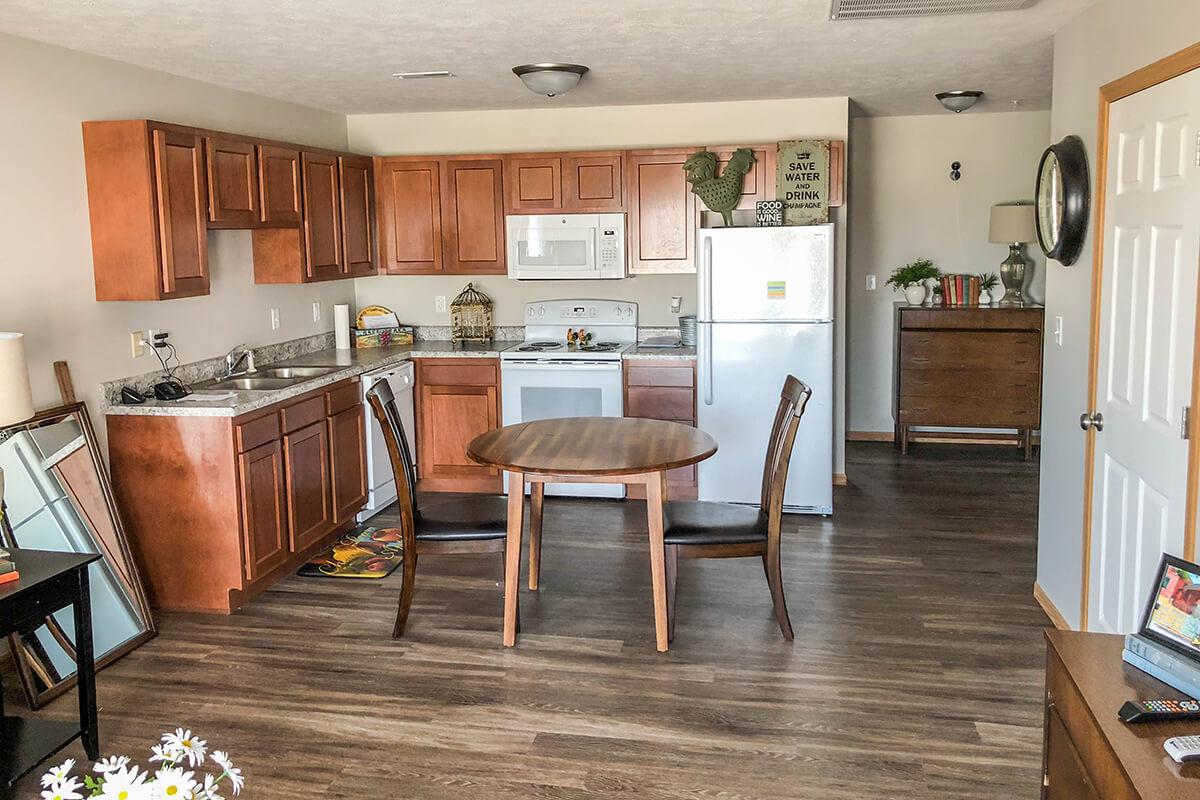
[358,360,416,522]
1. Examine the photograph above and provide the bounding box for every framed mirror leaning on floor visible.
[0,401,155,709]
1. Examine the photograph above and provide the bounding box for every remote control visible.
[1118,698,1200,723]
[1165,735,1200,764]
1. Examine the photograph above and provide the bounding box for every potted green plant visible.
[886,259,941,305]
[978,272,1000,304]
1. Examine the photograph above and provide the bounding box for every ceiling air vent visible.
[830,0,1035,19]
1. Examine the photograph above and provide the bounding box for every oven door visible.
[500,359,625,497]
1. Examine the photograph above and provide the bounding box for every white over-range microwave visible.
[505,213,626,280]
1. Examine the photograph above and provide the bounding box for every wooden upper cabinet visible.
[563,152,623,211]
[152,127,211,297]
[707,144,775,210]
[377,158,443,274]
[504,154,562,212]
[339,155,376,277]
[626,149,696,274]
[442,157,505,274]
[205,136,259,227]
[258,145,302,226]
[301,152,343,281]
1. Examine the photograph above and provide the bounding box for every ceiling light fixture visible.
[936,90,983,113]
[392,70,455,80]
[512,63,589,97]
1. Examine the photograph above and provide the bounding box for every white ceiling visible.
[0,0,1095,117]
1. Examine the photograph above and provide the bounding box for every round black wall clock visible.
[1035,135,1091,266]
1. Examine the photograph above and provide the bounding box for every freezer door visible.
[697,321,833,513]
[698,225,834,322]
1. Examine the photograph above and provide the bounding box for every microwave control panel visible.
[598,227,621,272]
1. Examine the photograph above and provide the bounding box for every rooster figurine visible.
[682,148,757,227]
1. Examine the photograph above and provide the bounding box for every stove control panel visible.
[524,300,638,326]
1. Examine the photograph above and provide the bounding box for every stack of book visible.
[0,546,18,586]
[939,274,981,306]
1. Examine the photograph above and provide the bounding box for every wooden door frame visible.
[1080,42,1200,629]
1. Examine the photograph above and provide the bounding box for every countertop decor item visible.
[989,202,1037,305]
[939,274,981,306]
[886,259,941,306]
[678,314,697,346]
[512,63,588,97]
[776,140,830,225]
[682,149,757,227]
[450,282,494,343]
[1035,134,1091,266]
[334,303,352,350]
[352,305,413,348]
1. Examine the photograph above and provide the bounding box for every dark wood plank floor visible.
[11,442,1047,799]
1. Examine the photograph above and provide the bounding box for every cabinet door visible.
[442,158,506,274]
[339,155,376,277]
[504,154,562,212]
[205,136,258,226]
[237,440,289,582]
[258,145,302,226]
[283,421,333,552]
[329,404,368,522]
[417,375,501,491]
[707,145,775,210]
[1043,708,1100,800]
[563,152,623,212]
[626,150,697,274]
[151,127,210,297]
[377,159,443,274]
[301,152,343,281]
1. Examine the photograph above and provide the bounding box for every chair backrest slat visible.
[758,375,813,515]
[365,381,419,527]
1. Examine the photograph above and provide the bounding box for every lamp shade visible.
[989,203,1036,244]
[0,333,34,426]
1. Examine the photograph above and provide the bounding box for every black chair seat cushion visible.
[415,496,509,541]
[662,500,768,546]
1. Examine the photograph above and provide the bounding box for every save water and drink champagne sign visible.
[776,140,830,225]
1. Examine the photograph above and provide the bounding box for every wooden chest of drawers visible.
[892,303,1044,458]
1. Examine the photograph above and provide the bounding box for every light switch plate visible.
[129,331,145,358]
[670,296,683,314]
[435,296,447,313]
[866,275,877,291]
[270,308,281,331]
[312,302,322,323]
[1054,315,1064,346]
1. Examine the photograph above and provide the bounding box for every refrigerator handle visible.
[701,236,713,322]
[702,322,713,406]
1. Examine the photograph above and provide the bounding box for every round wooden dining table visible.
[467,416,718,652]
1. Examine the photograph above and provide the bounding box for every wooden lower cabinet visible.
[624,361,698,499]
[415,359,502,493]
[107,378,367,613]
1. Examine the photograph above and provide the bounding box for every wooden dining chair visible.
[365,380,517,638]
[661,375,812,642]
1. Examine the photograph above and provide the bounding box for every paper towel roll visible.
[334,304,352,350]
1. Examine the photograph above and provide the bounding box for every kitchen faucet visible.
[223,344,256,378]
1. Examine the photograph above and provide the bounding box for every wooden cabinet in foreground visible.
[624,362,698,499]
[107,378,367,612]
[415,359,502,493]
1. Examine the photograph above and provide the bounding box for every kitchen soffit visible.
[0,0,1096,117]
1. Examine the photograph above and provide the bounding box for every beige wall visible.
[847,110,1051,433]
[1036,0,1200,629]
[347,97,851,474]
[0,33,353,442]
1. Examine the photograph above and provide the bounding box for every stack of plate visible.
[678,315,697,347]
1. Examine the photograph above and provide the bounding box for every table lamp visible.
[0,332,35,524]
[989,203,1037,305]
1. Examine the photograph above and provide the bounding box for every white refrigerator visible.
[697,225,834,514]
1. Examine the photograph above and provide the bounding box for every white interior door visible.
[1087,69,1200,633]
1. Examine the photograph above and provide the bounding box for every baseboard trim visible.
[847,430,1041,446]
[833,473,848,486]
[1034,582,1071,630]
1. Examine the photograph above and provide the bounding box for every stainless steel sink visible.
[205,377,302,391]
[256,366,341,379]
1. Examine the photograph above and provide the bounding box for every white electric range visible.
[500,299,638,498]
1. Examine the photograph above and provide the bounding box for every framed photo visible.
[1138,553,1200,666]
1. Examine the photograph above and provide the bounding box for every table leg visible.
[528,482,545,591]
[73,567,99,759]
[644,471,669,653]
[503,471,525,647]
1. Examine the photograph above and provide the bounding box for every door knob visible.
[1079,411,1104,432]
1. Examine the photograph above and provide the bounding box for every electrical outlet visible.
[129,331,145,358]
[435,296,447,313]
[312,301,322,323]
[865,275,877,291]
[270,308,281,331]
[1054,315,1064,346]
[670,296,683,314]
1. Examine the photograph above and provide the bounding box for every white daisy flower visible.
[209,752,232,773]
[40,776,83,800]
[94,755,132,774]
[96,764,150,800]
[152,767,196,800]
[224,765,244,797]
[200,773,224,800]
[162,729,207,767]
[149,744,182,764]
[41,759,76,787]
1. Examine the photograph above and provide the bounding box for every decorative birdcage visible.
[450,282,494,343]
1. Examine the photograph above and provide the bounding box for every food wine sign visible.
[776,140,830,225]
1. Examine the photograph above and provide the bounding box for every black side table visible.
[0,548,100,793]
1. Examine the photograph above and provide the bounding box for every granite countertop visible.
[624,345,696,360]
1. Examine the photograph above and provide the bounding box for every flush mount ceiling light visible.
[392,70,455,79]
[830,0,1034,19]
[512,63,589,97]
[936,90,984,113]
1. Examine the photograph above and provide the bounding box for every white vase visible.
[979,288,992,305]
[903,284,927,305]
